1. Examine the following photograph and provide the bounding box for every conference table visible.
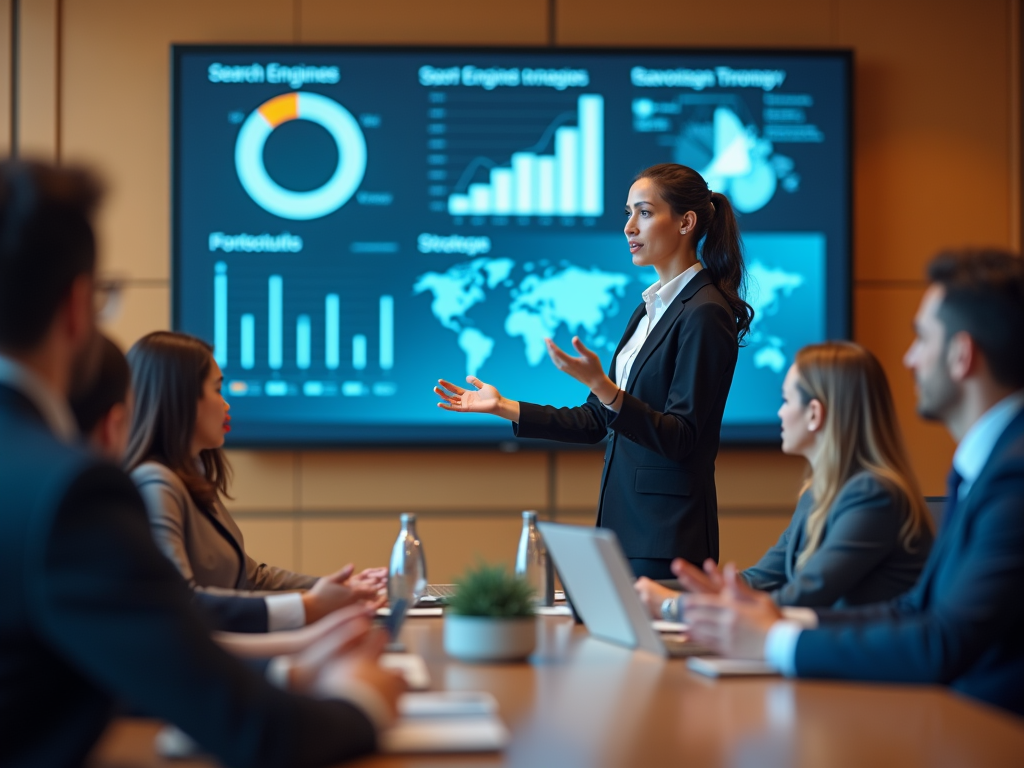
[88,615,1024,768]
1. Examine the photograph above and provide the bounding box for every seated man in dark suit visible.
[684,248,1024,715]
[68,334,380,635]
[0,160,404,766]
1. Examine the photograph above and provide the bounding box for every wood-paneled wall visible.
[7,0,1020,581]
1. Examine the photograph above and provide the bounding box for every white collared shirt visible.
[610,263,703,403]
[0,354,79,443]
[952,389,1024,500]
[764,389,1024,676]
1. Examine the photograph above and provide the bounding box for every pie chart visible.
[235,92,366,220]
[701,107,776,214]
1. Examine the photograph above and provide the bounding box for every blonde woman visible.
[636,341,934,616]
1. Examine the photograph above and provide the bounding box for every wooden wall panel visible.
[16,0,58,160]
[60,0,294,280]
[854,285,955,494]
[554,451,603,510]
[720,514,793,569]
[715,450,806,511]
[98,284,169,350]
[415,515,526,582]
[0,0,10,156]
[298,514,530,584]
[223,450,297,512]
[299,449,549,512]
[234,516,298,572]
[299,0,549,45]
[299,517,401,575]
[556,0,832,47]
[835,0,1016,281]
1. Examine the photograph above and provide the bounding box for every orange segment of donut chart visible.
[258,93,299,128]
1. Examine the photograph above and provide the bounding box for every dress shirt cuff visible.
[265,592,306,631]
[266,655,291,688]
[780,607,819,629]
[764,620,804,677]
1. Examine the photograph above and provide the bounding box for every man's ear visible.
[946,330,976,383]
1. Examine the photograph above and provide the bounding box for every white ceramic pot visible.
[443,614,537,662]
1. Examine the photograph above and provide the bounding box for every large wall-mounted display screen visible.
[172,46,851,445]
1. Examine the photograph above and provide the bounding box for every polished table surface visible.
[88,615,1024,768]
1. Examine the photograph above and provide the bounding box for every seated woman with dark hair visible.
[636,342,934,619]
[125,331,385,628]
[70,333,380,638]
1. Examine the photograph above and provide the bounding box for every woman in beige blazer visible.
[126,331,384,623]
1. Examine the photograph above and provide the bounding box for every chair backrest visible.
[924,496,947,529]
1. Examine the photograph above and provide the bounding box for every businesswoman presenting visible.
[435,164,753,579]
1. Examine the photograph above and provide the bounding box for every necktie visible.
[942,467,964,532]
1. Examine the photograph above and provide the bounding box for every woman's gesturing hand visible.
[545,337,620,407]
[434,376,520,422]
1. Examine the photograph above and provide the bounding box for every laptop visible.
[537,522,712,658]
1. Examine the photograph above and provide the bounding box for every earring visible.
[681,228,687,234]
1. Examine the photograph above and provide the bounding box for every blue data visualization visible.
[173,48,851,445]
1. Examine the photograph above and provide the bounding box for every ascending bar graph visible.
[352,334,367,370]
[380,296,394,371]
[325,294,340,369]
[214,262,228,366]
[214,264,394,376]
[268,275,283,370]
[240,314,255,370]
[296,315,311,370]
[447,94,604,218]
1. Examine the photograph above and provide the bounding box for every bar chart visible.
[445,94,604,218]
[212,262,395,396]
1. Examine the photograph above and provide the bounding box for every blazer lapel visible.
[624,270,713,393]
[785,494,810,582]
[919,409,1024,601]
[607,302,647,377]
[201,500,248,567]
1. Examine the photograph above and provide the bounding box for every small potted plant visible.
[444,562,537,662]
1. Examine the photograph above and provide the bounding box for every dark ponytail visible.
[635,164,754,342]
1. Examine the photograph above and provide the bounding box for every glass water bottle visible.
[515,510,554,606]
[388,513,428,604]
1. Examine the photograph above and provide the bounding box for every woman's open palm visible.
[434,376,503,414]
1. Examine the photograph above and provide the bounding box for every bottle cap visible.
[400,513,416,523]
[522,510,538,520]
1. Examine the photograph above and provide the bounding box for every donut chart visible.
[235,92,366,220]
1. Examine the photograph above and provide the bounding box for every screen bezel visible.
[170,44,853,449]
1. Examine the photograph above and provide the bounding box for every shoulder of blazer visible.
[961,409,1024,513]
[832,472,900,511]
[673,278,738,346]
[679,272,733,316]
[131,461,192,506]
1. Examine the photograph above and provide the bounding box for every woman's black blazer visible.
[514,269,739,564]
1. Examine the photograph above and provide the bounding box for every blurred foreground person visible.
[69,334,382,650]
[126,330,386,626]
[0,161,404,766]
